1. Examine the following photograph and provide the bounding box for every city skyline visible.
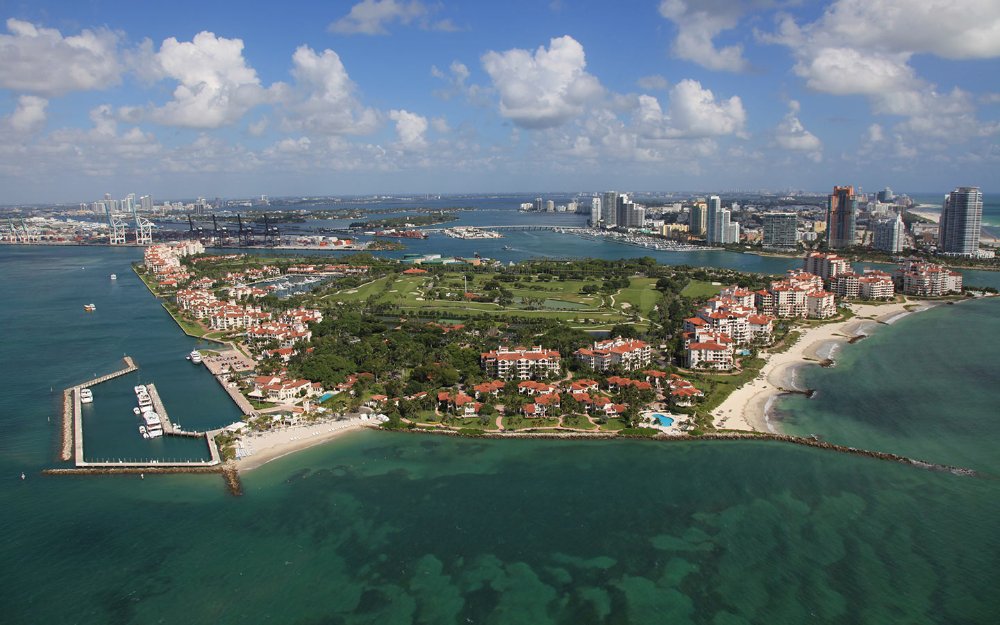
[1,1,999,203]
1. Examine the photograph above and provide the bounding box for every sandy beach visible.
[234,417,371,470]
[712,300,935,433]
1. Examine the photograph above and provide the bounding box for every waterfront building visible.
[825,186,857,249]
[873,213,905,254]
[614,196,645,229]
[755,271,830,319]
[831,270,895,300]
[726,221,740,244]
[762,213,798,250]
[590,197,601,226]
[939,186,983,257]
[533,198,543,212]
[877,187,895,203]
[706,195,723,244]
[894,260,963,296]
[575,337,652,372]
[689,202,707,236]
[683,328,735,370]
[803,252,849,282]
[602,191,619,227]
[546,200,555,212]
[806,291,836,319]
[481,346,561,380]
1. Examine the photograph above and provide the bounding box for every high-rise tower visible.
[939,186,982,257]
[825,186,857,249]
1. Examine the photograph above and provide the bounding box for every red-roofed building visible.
[472,380,505,399]
[481,346,561,380]
[574,337,652,372]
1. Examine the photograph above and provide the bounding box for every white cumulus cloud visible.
[774,100,821,160]
[663,79,746,138]
[6,95,48,133]
[658,0,752,72]
[145,32,272,128]
[389,109,429,148]
[283,45,379,136]
[0,18,123,96]
[481,35,603,129]
[329,0,455,35]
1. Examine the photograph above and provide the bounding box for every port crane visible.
[132,203,153,245]
[104,203,128,245]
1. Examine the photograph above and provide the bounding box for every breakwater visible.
[42,465,243,496]
[384,427,978,477]
[60,356,138,461]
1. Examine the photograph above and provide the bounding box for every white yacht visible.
[132,407,141,415]
[137,391,152,408]
[143,412,164,438]
[83,304,96,312]
[139,425,149,439]
[134,385,147,395]
[189,350,203,364]
[79,388,93,404]
[110,274,117,280]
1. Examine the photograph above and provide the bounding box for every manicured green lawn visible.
[615,277,660,317]
[680,280,723,299]
[561,413,597,430]
[502,415,560,430]
[598,418,627,431]
[327,275,394,302]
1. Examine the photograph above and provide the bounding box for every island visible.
[134,242,984,471]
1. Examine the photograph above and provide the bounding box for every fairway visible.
[317,270,665,329]
[681,279,723,299]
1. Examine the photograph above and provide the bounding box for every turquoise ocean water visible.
[1,244,999,624]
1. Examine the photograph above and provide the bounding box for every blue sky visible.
[1,0,998,203]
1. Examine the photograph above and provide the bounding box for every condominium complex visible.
[756,270,836,318]
[762,213,798,250]
[830,270,895,300]
[481,346,562,380]
[575,337,652,372]
[894,260,963,296]
[939,186,983,257]
[825,186,857,249]
[803,252,849,281]
[873,213,905,254]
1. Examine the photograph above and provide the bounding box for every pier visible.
[60,356,137,461]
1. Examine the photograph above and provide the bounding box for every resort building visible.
[803,252,850,282]
[481,346,561,380]
[894,260,963,296]
[250,376,323,403]
[806,291,837,319]
[683,329,735,371]
[574,337,652,372]
[830,270,895,300]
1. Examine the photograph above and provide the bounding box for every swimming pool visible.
[653,413,674,427]
[318,392,336,403]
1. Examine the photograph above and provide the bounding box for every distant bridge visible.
[420,225,587,234]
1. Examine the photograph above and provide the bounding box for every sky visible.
[0,0,998,204]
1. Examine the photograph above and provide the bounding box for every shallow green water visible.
[1,246,998,624]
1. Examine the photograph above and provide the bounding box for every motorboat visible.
[79,388,93,404]
[139,425,150,439]
[189,350,203,364]
[134,385,147,395]
[133,407,141,415]
[110,274,117,280]
[83,304,96,312]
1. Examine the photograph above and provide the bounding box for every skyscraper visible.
[706,195,722,244]
[873,213,905,254]
[825,186,857,249]
[763,213,798,249]
[615,195,644,228]
[590,197,601,227]
[602,191,619,227]
[689,203,707,236]
[939,186,983,256]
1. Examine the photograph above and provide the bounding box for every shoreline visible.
[234,418,371,471]
[712,300,938,433]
